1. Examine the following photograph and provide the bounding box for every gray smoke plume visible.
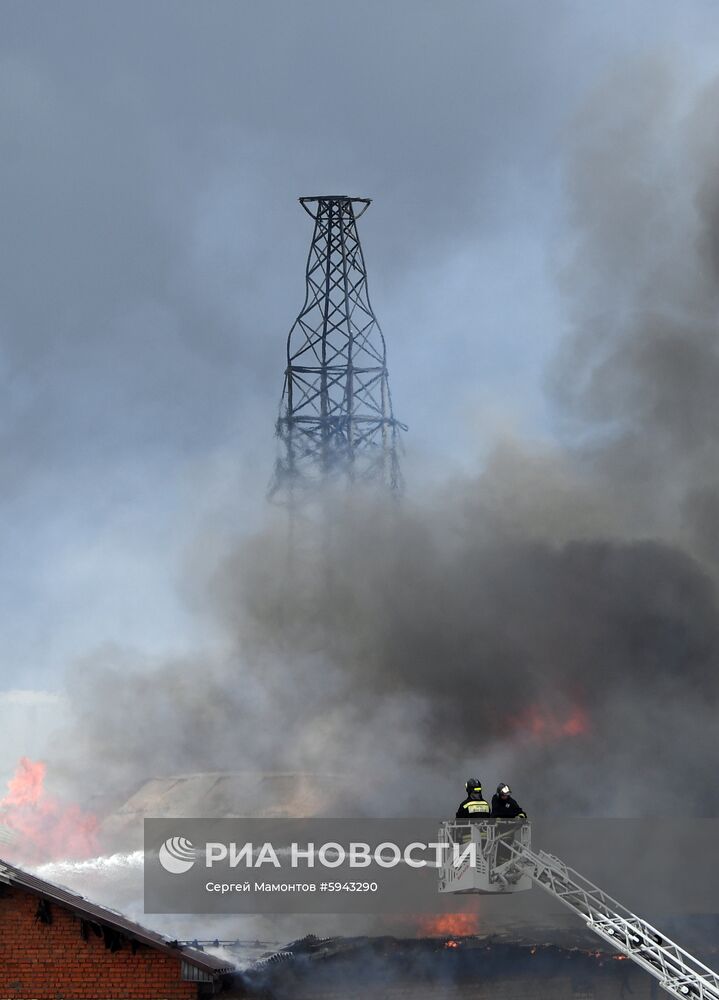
[59,60,719,822]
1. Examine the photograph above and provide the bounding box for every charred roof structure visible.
[237,933,661,999]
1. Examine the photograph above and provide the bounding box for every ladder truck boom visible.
[515,845,719,1000]
[438,820,719,1000]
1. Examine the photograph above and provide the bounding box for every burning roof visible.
[237,932,650,999]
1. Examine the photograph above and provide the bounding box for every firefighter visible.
[456,779,491,819]
[491,783,527,819]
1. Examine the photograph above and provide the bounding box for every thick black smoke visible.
[61,62,719,819]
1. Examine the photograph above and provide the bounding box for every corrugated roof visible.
[0,856,233,977]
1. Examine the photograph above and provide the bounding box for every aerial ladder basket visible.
[438,820,719,1000]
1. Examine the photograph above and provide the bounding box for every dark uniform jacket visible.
[490,793,526,819]
[456,795,491,819]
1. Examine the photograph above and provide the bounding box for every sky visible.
[2,0,719,787]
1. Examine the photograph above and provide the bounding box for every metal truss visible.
[510,842,719,1000]
[270,196,405,503]
[439,821,719,1000]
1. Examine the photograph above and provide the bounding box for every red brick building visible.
[0,856,235,998]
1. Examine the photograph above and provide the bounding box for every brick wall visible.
[0,886,200,999]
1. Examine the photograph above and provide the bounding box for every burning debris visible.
[234,932,657,999]
[418,914,482,939]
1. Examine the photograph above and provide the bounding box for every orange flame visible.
[0,757,98,864]
[5,757,46,805]
[510,702,590,744]
[418,913,480,937]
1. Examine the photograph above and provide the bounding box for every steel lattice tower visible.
[271,196,404,503]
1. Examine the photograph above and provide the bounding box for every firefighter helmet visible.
[466,779,483,795]
[497,783,511,796]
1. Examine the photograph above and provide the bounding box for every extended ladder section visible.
[438,821,719,1000]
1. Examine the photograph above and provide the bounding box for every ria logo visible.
[158,837,197,874]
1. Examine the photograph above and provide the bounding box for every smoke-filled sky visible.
[3,2,719,818]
